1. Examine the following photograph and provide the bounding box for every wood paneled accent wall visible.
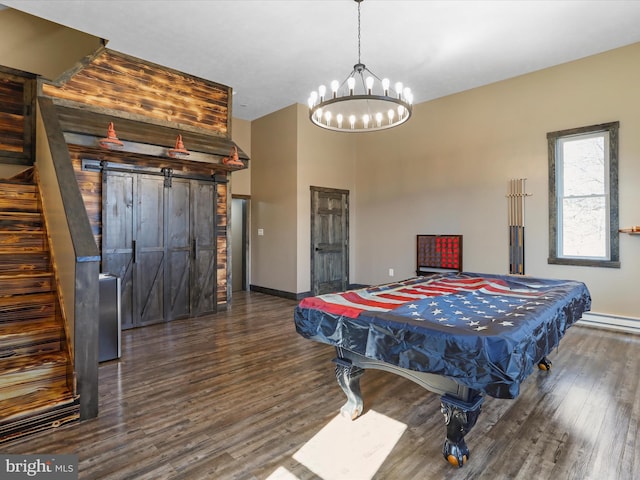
[39,49,236,309]
[41,49,230,135]
[0,68,35,165]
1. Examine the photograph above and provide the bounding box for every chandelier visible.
[308,0,413,133]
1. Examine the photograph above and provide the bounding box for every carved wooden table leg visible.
[334,357,365,420]
[440,394,484,468]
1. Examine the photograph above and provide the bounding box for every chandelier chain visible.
[357,0,361,64]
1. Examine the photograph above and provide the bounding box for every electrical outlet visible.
[388,268,394,277]
[258,228,264,236]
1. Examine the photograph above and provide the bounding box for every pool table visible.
[294,272,591,467]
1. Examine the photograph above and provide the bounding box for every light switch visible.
[258,228,264,236]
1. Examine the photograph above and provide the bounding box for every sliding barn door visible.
[191,181,217,316]
[135,175,166,325]
[103,170,217,328]
[165,179,217,319]
[102,171,135,329]
[166,178,191,321]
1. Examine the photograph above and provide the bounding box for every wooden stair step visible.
[0,318,62,358]
[0,352,69,398]
[0,212,43,231]
[0,377,79,444]
[0,181,37,193]
[0,252,51,274]
[0,183,39,213]
[0,292,56,323]
[0,231,46,252]
[0,272,53,296]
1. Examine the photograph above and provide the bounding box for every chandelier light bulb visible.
[404,87,413,104]
[398,105,405,117]
[395,82,403,99]
[382,78,390,95]
[365,76,374,94]
[318,85,326,101]
[375,112,383,127]
[349,115,356,129]
[331,80,340,98]
[347,77,356,95]
[388,109,395,124]
[337,113,343,128]
[324,111,332,126]
[363,114,370,128]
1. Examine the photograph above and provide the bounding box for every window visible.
[548,122,619,267]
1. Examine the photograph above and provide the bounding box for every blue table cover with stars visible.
[294,272,591,399]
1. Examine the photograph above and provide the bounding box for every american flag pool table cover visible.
[294,272,591,399]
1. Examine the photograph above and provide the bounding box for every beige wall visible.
[353,42,640,318]
[230,117,251,196]
[249,104,358,294]
[250,42,640,319]
[250,105,299,293]
[0,7,103,81]
[296,104,357,292]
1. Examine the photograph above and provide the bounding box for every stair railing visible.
[35,96,100,421]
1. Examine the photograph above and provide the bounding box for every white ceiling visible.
[4,0,640,121]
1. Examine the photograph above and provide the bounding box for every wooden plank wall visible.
[0,76,25,153]
[217,182,228,305]
[42,50,230,135]
[0,68,35,164]
[40,49,233,307]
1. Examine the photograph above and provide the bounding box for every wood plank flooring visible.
[3,292,639,479]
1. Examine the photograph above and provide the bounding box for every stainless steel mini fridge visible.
[99,273,121,362]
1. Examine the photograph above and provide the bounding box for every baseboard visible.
[249,283,372,301]
[250,285,309,301]
[578,312,640,335]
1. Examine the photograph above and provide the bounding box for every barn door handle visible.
[132,240,137,264]
[192,238,197,259]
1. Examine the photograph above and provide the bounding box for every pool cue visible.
[508,179,515,274]
[507,178,528,275]
[517,179,523,274]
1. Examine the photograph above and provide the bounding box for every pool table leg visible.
[334,357,365,420]
[538,356,553,371]
[440,394,484,468]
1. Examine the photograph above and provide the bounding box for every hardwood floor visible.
[3,292,639,479]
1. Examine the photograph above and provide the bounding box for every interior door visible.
[191,181,217,316]
[102,171,135,329]
[311,186,349,295]
[134,174,165,325]
[166,178,191,321]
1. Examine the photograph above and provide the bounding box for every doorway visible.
[231,196,249,291]
[310,186,349,295]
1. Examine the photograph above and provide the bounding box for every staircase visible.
[0,168,79,444]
